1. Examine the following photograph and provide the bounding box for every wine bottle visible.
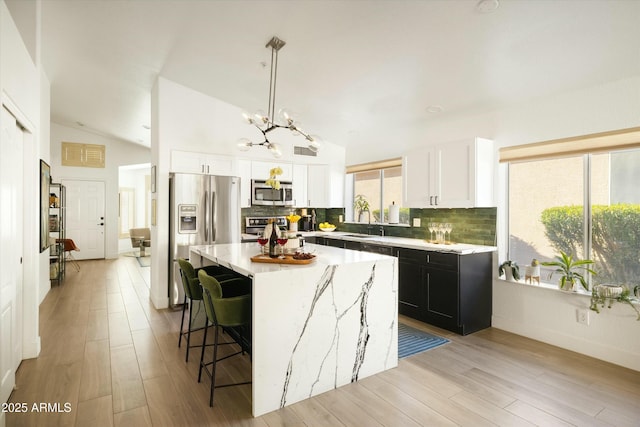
[269,219,279,258]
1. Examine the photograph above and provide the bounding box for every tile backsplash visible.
[242,206,496,246]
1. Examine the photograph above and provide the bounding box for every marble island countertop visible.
[242,231,496,255]
[190,242,394,277]
[189,242,398,417]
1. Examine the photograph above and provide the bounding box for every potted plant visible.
[541,251,596,291]
[590,284,640,321]
[524,258,541,284]
[499,260,520,282]
[353,194,370,223]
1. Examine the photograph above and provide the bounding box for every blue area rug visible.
[136,256,151,267]
[398,323,449,358]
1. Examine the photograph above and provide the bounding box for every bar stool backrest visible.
[177,258,203,301]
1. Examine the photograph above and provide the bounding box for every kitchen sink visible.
[343,234,377,239]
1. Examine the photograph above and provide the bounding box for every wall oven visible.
[251,179,294,206]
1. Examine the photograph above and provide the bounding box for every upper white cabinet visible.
[307,164,328,207]
[250,161,293,181]
[171,150,234,175]
[306,164,344,208]
[237,159,252,208]
[403,138,494,208]
[292,164,308,208]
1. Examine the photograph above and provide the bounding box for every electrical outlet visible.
[413,218,421,227]
[577,308,590,325]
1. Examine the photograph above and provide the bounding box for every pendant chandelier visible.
[237,36,321,158]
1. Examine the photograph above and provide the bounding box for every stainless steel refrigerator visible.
[169,173,241,307]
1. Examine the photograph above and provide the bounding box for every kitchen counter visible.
[190,243,398,417]
[244,231,496,254]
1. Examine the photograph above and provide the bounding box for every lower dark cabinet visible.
[398,257,423,320]
[398,248,492,335]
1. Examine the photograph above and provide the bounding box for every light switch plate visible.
[413,218,421,227]
[339,215,343,223]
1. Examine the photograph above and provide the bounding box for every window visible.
[507,147,640,287]
[346,160,409,225]
[118,188,136,238]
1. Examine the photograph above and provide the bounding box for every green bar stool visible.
[198,269,251,407]
[177,258,237,362]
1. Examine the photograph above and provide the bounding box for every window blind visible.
[346,158,402,174]
[499,127,640,163]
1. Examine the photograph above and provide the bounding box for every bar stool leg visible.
[198,321,209,383]
[210,325,220,407]
[185,298,195,362]
[178,293,187,348]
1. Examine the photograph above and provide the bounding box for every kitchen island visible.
[189,242,398,417]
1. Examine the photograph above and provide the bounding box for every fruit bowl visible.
[320,226,336,232]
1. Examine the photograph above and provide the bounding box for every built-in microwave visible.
[251,179,294,206]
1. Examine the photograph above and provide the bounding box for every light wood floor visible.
[7,255,640,426]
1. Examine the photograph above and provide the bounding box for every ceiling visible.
[27,0,640,160]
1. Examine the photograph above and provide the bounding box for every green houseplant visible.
[541,251,596,291]
[590,284,640,321]
[353,194,370,223]
[499,260,520,281]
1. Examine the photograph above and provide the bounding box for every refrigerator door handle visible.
[204,191,209,241]
[211,192,216,242]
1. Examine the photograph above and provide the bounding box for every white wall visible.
[49,123,151,260]
[0,0,45,365]
[389,75,640,371]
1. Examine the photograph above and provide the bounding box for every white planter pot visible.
[504,266,516,282]
[524,265,540,284]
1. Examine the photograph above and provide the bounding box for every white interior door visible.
[1,106,24,405]
[63,180,106,260]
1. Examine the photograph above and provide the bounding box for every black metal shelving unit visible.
[49,183,65,284]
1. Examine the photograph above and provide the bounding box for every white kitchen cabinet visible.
[171,150,234,175]
[237,159,252,208]
[307,164,345,208]
[250,161,293,181]
[292,164,308,207]
[403,138,494,208]
[307,164,329,207]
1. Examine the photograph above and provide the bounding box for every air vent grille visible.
[294,146,317,157]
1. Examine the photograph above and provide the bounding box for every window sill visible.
[496,277,591,297]
[496,278,640,306]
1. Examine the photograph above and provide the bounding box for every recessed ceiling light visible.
[476,0,499,13]
[426,105,444,114]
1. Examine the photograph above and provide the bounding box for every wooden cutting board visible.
[250,254,316,264]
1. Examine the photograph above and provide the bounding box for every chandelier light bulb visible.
[307,135,322,152]
[278,108,295,126]
[268,142,282,158]
[237,138,252,151]
[253,110,269,128]
[241,111,254,125]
